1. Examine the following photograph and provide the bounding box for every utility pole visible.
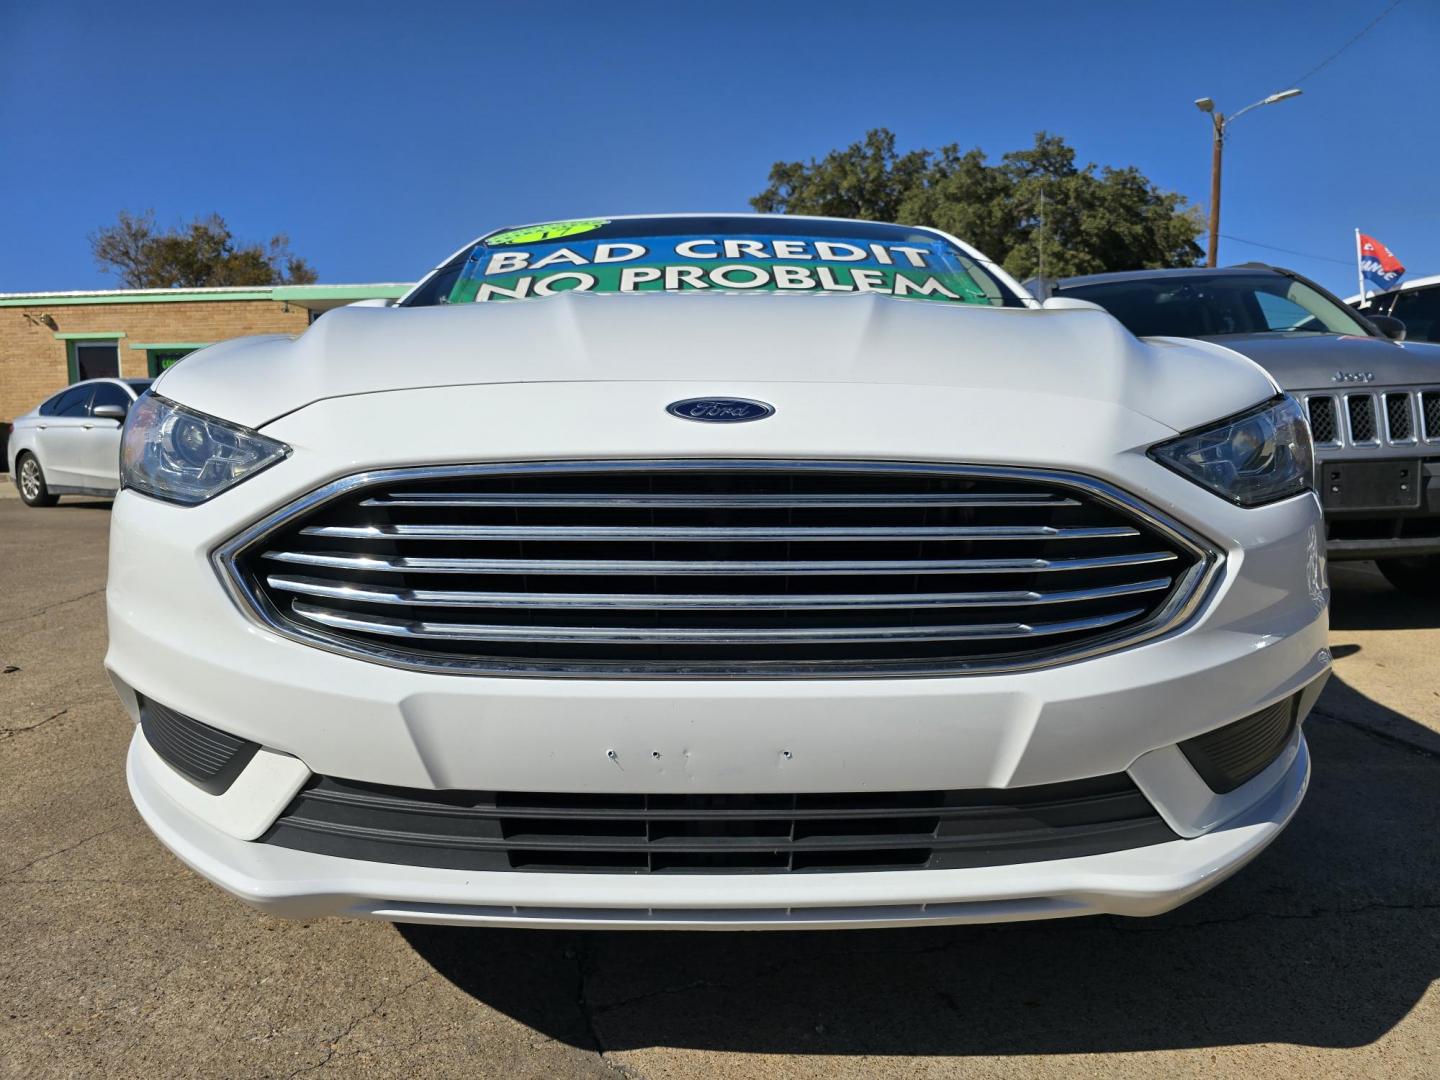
[1205,110,1224,269]
[1194,89,1303,268]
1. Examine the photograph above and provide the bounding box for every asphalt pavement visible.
[2,493,1437,1079]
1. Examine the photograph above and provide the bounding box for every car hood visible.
[1195,331,1431,391]
[156,290,1277,433]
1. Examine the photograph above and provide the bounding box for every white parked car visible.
[110,215,1329,931]
[8,378,152,505]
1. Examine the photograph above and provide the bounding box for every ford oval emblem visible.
[666,397,776,423]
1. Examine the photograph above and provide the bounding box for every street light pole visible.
[1194,89,1302,268]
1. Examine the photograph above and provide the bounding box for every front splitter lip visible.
[126,728,1310,931]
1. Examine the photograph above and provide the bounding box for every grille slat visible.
[264,574,1175,610]
[287,600,1148,645]
[263,774,1178,874]
[359,492,1082,509]
[260,549,1182,577]
[298,523,1140,543]
[226,461,1212,677]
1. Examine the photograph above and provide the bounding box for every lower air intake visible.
[262,773,1177,874]
[1180,694,1299,794]
[139,696,259,796]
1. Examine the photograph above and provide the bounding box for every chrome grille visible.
[1303,389,1440,448]
[218,462,1217,678]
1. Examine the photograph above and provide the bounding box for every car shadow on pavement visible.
[398,672,1440,1057]
[1328,562,1440,631]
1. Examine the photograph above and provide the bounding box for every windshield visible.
[1059,272,1373,338]
[403,216,1024,308]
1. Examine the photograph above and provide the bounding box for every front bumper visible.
[127,725,1312,929]
[107,381,1332,928]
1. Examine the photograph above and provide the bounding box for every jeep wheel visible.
[1376,555,1440,599]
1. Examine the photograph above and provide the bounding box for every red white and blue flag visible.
[1358,232,1406,295]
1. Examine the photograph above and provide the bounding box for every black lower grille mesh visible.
[262,773,1177,874]
[139,697,259,796]
[1308,396,1337,443]
[1180,695,1299,794]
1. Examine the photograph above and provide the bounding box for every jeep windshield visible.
[403,216,1025,308]
[1059,272,1373,338]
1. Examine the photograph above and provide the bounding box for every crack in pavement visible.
[0,819,130,881]
[0,876,176,887]
[571,943,648,1080]
[0,707,68,738]
[283,971,437,1078]
[0,587,105,627]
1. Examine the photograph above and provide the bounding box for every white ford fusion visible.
[109,214,1329,930]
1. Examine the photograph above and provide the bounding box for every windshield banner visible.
[447,233,993,305]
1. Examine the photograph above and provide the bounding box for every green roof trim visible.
[54,331,126,340]
[5,289,275,307]
[0,283,412,308]
[270,284,410,302]
[128,341,213,351]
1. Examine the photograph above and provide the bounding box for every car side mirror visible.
[92,404,127,422]
[1041,296,1108,313]
[1369,314,1407,341]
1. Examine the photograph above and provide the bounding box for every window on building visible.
[147,348,196,376]
[68,340,120,382]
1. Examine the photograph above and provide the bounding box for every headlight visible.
[1150,395,1314,507]
[120,393,290,505]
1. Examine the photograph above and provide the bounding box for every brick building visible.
[0,283,409,467]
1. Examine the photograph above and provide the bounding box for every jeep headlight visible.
[1150,395,1314,507]
[120,393,290,505]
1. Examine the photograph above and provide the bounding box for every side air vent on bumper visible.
[1179,694,1300,794]
[216,461,1219,678]
[261,773,1178,874]
[139,696,259,796]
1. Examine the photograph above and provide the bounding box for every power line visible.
[1288,0,1406,88]
[1220,234,1353,267]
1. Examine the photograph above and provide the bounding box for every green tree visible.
[89,210,318,288]
[752,129,1203,281]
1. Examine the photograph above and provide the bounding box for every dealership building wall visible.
[0,284,409,467]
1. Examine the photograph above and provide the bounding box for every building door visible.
[69,340,120,382]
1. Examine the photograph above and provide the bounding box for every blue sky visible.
[2,1,1435,298]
